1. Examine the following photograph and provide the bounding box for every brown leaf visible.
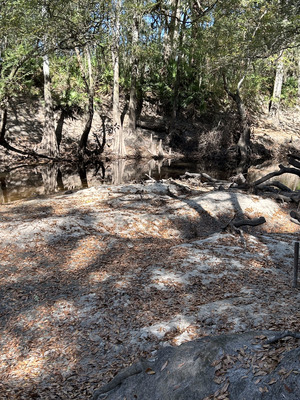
[145,368,156,375]
[268,378,277,385]
[284,384,293,393]
[221,381,229,393]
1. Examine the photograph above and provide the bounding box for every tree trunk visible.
[76,46,94,153]
[269,54,284,118]
[172,8,186,122]
[164,0,180,62]
[39,53,59,157]
[0,107,7,143]
[112,0,126,157]
[127,15,139,135]
[298,55,300,97]
[223,74,251,167]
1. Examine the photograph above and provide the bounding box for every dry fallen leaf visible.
[145,368,156,375]
[268,378,277,385]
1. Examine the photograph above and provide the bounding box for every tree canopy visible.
[0,0,299,157]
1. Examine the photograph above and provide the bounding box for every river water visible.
[0,158,299,204]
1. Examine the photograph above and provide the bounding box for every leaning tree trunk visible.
[112,0,126,157]
[269,54,284,119]
[39,52,59,157]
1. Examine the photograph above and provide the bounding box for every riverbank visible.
[0,181,299,399]
[1,98,300,168]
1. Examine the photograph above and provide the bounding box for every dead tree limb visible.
[288,156,300,170]
[290,211,300,223]
[252,164,300,187]
[233,216,266,227]
[257,181,292,192]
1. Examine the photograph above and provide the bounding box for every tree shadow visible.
[0,185,298,399]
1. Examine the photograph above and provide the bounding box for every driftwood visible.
[180,171,218,183]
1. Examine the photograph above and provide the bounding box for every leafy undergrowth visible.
[0,182,299,399]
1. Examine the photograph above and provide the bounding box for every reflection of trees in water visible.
[0,176,8,203]
[94,161,106,179]
[112,159,127,185]
[56,169,65,191]
[78,164,88,188]
[39,164,59,194]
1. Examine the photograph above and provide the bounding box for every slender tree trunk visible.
[127,15,139,135]
[298,55,300,98]
[39,52,59,157]
[76,46,94,153]
[269,54,284,118]
[0,107,7,143]
[164,0,180,62]
[112,0,126,157]
[172,8,186,122]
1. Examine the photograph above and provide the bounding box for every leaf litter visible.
[0,182,299,399]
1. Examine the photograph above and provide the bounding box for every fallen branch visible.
[266,331,300,344]
[257,181,292,193]
[290,211,300,223]
[180,171,218,183]
[252,164,300,187]
[233,216,266,228]
[265,192,293,203]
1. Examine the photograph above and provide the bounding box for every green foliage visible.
[0,0,299,120]
[281,76,298,106]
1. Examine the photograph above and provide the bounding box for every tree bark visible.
[298,54,300,98]
[127,14,139,135]
[39,52,59,157]
[269,54,284,118]
[76,46,94,153]
[112,0,126,157]
[0,107,7,142]
[223,74,251,166]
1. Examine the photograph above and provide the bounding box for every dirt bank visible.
[1,99,299,167]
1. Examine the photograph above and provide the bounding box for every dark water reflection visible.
[0,159,299,204]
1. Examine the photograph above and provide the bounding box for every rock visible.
[93,331,300,400]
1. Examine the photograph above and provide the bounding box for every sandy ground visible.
[0,181,299,399]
